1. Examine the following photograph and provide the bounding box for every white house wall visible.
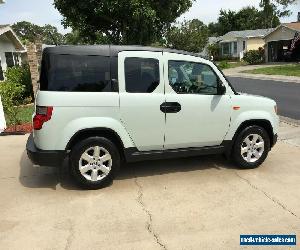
[0,34,19,72]
[237,38,245,59]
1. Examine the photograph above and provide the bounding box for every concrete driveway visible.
[0,125,300,249]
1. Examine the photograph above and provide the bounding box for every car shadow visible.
[19,151,79,190]
[19,151,238,190]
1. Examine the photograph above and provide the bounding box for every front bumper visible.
[26,133,66,167]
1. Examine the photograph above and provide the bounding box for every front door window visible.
[168,61,218,95]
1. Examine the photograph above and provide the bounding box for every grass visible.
[242,64,300,77]
[5,104,34,126]
[216,61,247,70]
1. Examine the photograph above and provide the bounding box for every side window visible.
[5,52,15,68]
[168,61,219,95]
[124,57,160,93]
[41,54,113,92]
[0,58,4,81]
[233,42,237,54]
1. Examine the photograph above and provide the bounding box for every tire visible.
[232,125,270,169]
[70,137,120,189]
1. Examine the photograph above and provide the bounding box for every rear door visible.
[118,51,165,151]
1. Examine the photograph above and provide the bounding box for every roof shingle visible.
[222,28,275,39]
[284,22,300,31]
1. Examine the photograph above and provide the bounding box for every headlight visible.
[274,105,277,114]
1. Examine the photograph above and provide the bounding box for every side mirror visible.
[217,80,226,95]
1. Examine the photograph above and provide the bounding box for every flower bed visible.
[4,122,33,134]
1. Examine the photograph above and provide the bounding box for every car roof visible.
[43,45,204,58]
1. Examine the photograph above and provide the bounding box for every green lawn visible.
[5,104,34,126]
[217,61,247,70]
[242,64,300,77]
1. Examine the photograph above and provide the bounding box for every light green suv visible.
[26,45,279,189]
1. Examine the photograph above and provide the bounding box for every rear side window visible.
[124,57,160,93]
[40,54,113,92]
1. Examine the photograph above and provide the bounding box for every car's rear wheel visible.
[233,125,270,169]
[70,137,120,189]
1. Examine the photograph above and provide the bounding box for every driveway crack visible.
[64,220,75,250]
[134,177,167,250]
[235,172,299,220]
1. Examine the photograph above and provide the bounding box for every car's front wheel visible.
[233,125,270,169]
[70,137,120,189]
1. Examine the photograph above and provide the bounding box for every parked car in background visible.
[26,45,279,189]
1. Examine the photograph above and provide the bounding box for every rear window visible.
[40,54,114,92]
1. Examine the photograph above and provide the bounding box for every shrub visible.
[0,81,25,130]
[5,65,33,102]
[207,43,219,60]
[243,48,265,65]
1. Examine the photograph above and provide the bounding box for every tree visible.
[216,9,237,36]
[64,30,110,45]
[235,7,272,31]
[41,24,65,45]
[208,6,281,36]
[260,0,296,28]
[12,21,42,43]
[207,43,220,59]
[165,19,208,53]
[12,21,65,45]
[54,0,195,45]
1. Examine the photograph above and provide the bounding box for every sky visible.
[0,0,299,34]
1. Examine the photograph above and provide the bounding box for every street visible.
[228,77,300,120]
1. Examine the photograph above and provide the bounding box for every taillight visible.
[33,106,53,130]
[274,105,278,114]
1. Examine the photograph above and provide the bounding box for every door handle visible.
[160,102,181,113]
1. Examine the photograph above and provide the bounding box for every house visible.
[264,22,300,62]
[0,25,26,80]
[199,37,221,58]
[218,28,274,59]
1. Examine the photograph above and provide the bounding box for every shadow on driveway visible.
[19,151,238,190]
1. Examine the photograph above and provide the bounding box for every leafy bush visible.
[207,43,219,59]
[0,81,25,129]
[218,61,230,69]
[243,48,265,65]
[5,65,33,102]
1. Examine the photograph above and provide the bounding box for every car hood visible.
[238,92,276,105]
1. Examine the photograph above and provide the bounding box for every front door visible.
[163,52,232,149]
[118,51,165,151]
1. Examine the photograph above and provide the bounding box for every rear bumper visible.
[26,133,66,167]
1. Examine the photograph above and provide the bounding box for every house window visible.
[233,42,237,54]
[13,53,20,66]
[0,59,4,81]
[5,52,15,67]
[243,41,246,50]
[222,43,231,55]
